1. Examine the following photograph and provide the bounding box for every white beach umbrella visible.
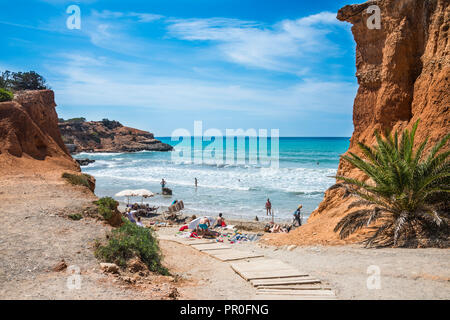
[115,189,138,205]
[133,189,154,198]
[133,189,154,204]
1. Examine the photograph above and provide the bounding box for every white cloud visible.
[91,10,164,22]
[48,54,356,117]
[167,12,344,72]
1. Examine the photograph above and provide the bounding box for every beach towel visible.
[179,225,188,232]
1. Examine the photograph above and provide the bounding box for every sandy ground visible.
[1,172,448,300]
[232,242,450,300]
[0,173,174,299]
[0,172,256,299]
[159,240,255,299]
[155,226,450,300]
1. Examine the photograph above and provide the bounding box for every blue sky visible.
[0,0,365,137]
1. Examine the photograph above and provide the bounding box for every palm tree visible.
[332,120,449,247]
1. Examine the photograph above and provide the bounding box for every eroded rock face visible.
[58,120,173,153]
[0,90,79,173]
[270,0,449,246]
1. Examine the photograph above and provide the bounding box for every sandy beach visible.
[0,170,448,300]
[155,226,450,300]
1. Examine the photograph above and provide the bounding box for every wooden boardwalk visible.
[158,235,337,299]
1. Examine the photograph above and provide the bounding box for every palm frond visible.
[334,119,449,247]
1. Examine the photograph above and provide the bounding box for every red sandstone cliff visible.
[0,90,79,175]
[266,0,449,246]
[58,120,173,153]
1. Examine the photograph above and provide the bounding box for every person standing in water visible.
[195,177,198,188]
[265,198,272,216]
[160,178,166,190]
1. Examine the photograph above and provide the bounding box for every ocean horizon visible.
[75,136,350,222]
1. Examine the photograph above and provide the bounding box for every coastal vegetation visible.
[95,219,169,275]
[62,172,93,189]
[0,88,13,102]
[59,117,86,123]
[68,213,83,220]
[0,70,49,91]
[334,121,449,248]
[95,197,119,221]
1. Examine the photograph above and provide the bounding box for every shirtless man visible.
[197,217,210,236]
[214,213,225,228]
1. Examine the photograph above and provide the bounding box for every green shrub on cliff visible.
[94,197,118,220]
[62,172,92,188]
[95,219,169,275]
[0,88,13,102]
[333,120,449,248]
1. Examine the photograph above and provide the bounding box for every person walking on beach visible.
[265,198,272,216]
[293,204,302,227]
[195,177,198,188]
[160,178,166,190]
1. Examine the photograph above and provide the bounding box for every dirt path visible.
[234,242,450,300]
[159,240,255,299]
[156,227,450,300]
[0,173,256,300]
[0,173,175,299]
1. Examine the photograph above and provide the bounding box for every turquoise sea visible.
[75,137,350,222]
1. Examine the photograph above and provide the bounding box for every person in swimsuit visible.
[161,178,166,190]
[265,199,272,216]
[214,213,226,228]
[197,217,210,236]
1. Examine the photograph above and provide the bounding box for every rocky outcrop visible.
[76,158,96,166]
[58,119,173,153]
[0,90,79,174]
[266,0,449,246]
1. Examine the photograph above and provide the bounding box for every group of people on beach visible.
[195,213,227,236]
[266,198,303,224]
[126,179,304,234]
[264,198,303,233]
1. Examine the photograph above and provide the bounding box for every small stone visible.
[53,259,67,272]
[128,258,146,273]
[287,245,297,251]
[100,263,120,274]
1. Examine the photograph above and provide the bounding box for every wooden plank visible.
[201,249,233,255]
[251,277,321,286]
[255,294,337,300]
[256,289,335,296]
[192,243,231,251]
[207,250,264,262]
[234,269,307,281]
[257,285,331,290]
[187,239,216,245]
[231,259,294,273]
[231,258,285,269]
